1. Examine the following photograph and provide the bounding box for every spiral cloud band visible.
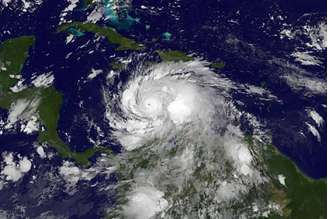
[104,60,266,218]
[106,61,232,150]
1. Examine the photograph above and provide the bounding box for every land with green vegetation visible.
[82,0,94,8]
[58,22,144,51]
[245,136,326,219]
[0,36,111,166]
[210,61,225,69]
[111,61,126,71]
[156,50,227,72]
[0,36,35,93]
[156,49,193,62]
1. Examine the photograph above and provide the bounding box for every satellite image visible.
[0,0,326,218]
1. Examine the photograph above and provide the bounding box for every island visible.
[58,22,144,51]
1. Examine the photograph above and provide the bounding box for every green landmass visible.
[36,87,111,166]
[246,136,326,219]
[155,50,227,69]
[210,61,225,69]
[0,36,35,94]
[58,22,144,51]
[111,61,125,71]
[156,50,193,62]
[0,36,111,166]
[82,0,94,7]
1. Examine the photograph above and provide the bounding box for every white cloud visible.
[0,152,32,182]
[277,174,286,186]
[307,110,324,127]
[59,160,115,193]
[21,115,39,134]
[282,73,326,96]
[10,79,27,93]
[306,122,321,142]
[280,20,326,51]
[36,146,46,158]
[31,72,54,88]
[215,181,247,202]
[59,161,82,186]
[223,129,255,177]
[291,51,322,66]
[87,68,103,79]
[304,21,327,51]
[6,97,40,129]
[122,186,168,219]
[63,0,79,12]
[87,6,104,23]
[1,0,13,7]
[59,0,79,24]
[1,0,42,12]
[66,35,74,44]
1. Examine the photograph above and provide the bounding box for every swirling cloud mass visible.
[104,60,270,218]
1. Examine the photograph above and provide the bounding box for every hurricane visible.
[103,59,269,218]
